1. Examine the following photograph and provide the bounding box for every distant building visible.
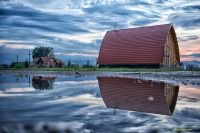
[33,57,64,67]
[97,24,180,68]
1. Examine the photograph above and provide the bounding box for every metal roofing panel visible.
[98,24,172,65]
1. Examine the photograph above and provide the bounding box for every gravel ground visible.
[1,70,200,87]
[118,71,200,87]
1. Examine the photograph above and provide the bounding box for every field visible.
[0,66,189,72]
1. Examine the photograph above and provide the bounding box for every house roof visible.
[33,57,63,65]
[98,77,179,115]
[33,57,40,63]
[97,24,173,65]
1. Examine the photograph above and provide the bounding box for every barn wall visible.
[162,26,180,68]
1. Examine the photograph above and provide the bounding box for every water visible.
[0,74,200,133]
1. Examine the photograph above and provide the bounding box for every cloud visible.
[180,54,200,62]
[130,18,156,26]
[190,53,200,57]
[6,44,35,49]
[55,52,98,57]
[169,13,200,29]
[49,31,105,43]
[3,87,35,93]
[183,5,200,11]
[0,8,89,34]
[178,35,199,42]
[46,94,104,105]
[0,42,35,49]
[179,37,200,60]
[0,0,200,64]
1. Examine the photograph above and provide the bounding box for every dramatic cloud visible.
[0,0,200,64]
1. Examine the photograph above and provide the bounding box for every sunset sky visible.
[0,0,200,64]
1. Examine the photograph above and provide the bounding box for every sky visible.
[0,0,200,65]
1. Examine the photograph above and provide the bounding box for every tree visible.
[86,60,90,67]
[67,59,71,67]
[24,60,29,67]
[32,47,55,59]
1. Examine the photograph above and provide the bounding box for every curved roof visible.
[97,24,173,65]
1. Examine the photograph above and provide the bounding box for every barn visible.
[97,24,180,68]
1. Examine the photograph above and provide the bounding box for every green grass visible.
[0,66,186,72]
[96,67,182,72]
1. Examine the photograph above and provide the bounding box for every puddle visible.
[0,74,200,132]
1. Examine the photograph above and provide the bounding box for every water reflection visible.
[15,75,29,83]
[32,76,56,90]
[98,77,179,115]
[1,74,200,132]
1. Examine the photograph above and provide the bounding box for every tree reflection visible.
[32,76,56,90]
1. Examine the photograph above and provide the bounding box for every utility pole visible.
[28,75,31,87]
[113,108,116,115]
[114,22,117,30]
[16,55,19,62]
[28,50,31,63]
[42,47,45,57]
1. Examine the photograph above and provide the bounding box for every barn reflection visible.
[32,76,56,90]
[98,77,179,116]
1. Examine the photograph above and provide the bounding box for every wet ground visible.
[1,70,200,86]
[0,74,200,133]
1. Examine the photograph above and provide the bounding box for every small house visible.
[33,57,64,67]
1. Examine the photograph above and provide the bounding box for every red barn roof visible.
[97,24,173,65]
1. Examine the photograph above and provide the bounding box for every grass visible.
[0,67,96,71]
[97,67,182,72]
[0,66,186,72]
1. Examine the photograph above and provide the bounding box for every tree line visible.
[0,47,95,69]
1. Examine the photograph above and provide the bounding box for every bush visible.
[10,62,25,69]
[0,64,9,68]
[82,64,95,68]
[70,64,80,69]
[65,64,79,70]
[14,63,25,68]
[24,60,29,68]
[82,60,96,68]
[186,64,200,71]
